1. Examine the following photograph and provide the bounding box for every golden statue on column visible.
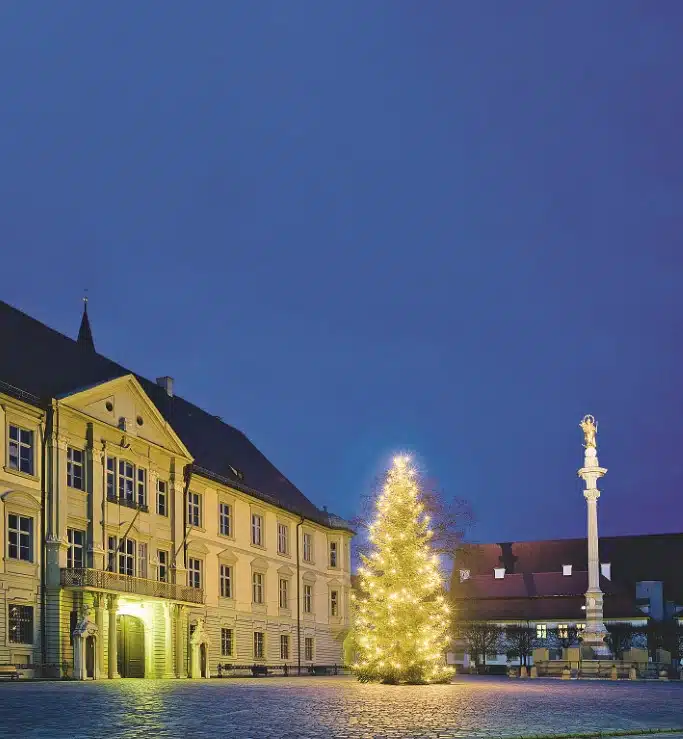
[580,414,597,449]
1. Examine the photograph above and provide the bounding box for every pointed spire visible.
[77,293,95,352]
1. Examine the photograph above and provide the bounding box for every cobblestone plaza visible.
[1,677,682,739]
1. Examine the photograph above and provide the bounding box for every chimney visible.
[156,376,174,397]
[493,567,505,579]
[600,562,611,580]
[562,564,572,576]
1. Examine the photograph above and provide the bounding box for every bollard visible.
[520,665,528,679]
[659,669,669,681]
[530,665,538,679]
[561,667,571,680]
[629,666,637,680]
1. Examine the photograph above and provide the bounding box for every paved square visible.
[1,676,682,739]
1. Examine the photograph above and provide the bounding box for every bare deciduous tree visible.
[505,624,536,666]
[454,622,504,668]
[605,623,636,659]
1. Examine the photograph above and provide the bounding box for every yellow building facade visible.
[0,300,353,679]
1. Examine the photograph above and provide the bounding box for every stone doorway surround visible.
[72,606,100,680]
[190,617,211,679]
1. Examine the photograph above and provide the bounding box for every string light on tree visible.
[351,455,454,684]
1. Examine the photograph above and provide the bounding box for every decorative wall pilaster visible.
[107,595,120,679]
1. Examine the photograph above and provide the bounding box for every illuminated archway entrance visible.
[117,615,145,678]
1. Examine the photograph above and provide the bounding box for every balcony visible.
[106,494,149,514]
[61,568,204,605]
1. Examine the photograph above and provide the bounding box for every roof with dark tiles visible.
[450,534,683,622]
[453,592,645,622]
[453,535,683,603]
[0,298,348,531]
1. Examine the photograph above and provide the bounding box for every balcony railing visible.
[60,568,204,605]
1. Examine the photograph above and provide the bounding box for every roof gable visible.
[59,374,192,460]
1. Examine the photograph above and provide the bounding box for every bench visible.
[251,664,268,677]
[0,665,20,680]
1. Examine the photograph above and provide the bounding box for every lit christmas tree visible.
[352,456,454,684]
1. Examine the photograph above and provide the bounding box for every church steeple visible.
[77,295,95,352]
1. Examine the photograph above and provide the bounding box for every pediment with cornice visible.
[0,489,41,512]
[58,375,192,461]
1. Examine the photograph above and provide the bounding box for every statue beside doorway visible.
[73,605,100,680]
[190,617,211,679]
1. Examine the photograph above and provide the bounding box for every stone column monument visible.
[577,415,610,656]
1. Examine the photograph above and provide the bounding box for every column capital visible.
[106,594,120,610]
[583,489,600,502]
[46,534,67,548]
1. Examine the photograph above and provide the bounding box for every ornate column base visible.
[582,590,611,656]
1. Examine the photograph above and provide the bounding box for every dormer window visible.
[563,564,572,576]
[494,567,505,579]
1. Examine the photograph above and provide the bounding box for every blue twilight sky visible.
[1,2,682,546]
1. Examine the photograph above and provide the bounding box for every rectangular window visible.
[329,541,338,568]
[107,535,117,571]
[220,564,233,598]
[157,480,168,516]
[118,460,135,502]
[330,589,339,617]
[137,542,148,579]
[557,624,569,639]
[8,514,33,562]
[119,538,135,577]
[305,637,314,662]
[251,513,263,546]
[67,528,85,569]
[279,578,289,609]
[8,605,33,644]
[67,447,85,490]
[252,572,264,604]
[536,624,547,640]
[119,459,135,503]
[303,584,312,614]
[253,631,264,660]
[277,523,289,555]
[157,550,169,583]
[136,468,146,506]
[219,502,232,537]
[8,424,34,475]
[303,532,313,562]
[188,492,202,528]
[576,622,586,632]
[106,457,116,499]
[188,558,202,589]
[221,628,234,657]
[280,634,289,660]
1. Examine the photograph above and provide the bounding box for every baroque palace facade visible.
[0,298,353,679]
